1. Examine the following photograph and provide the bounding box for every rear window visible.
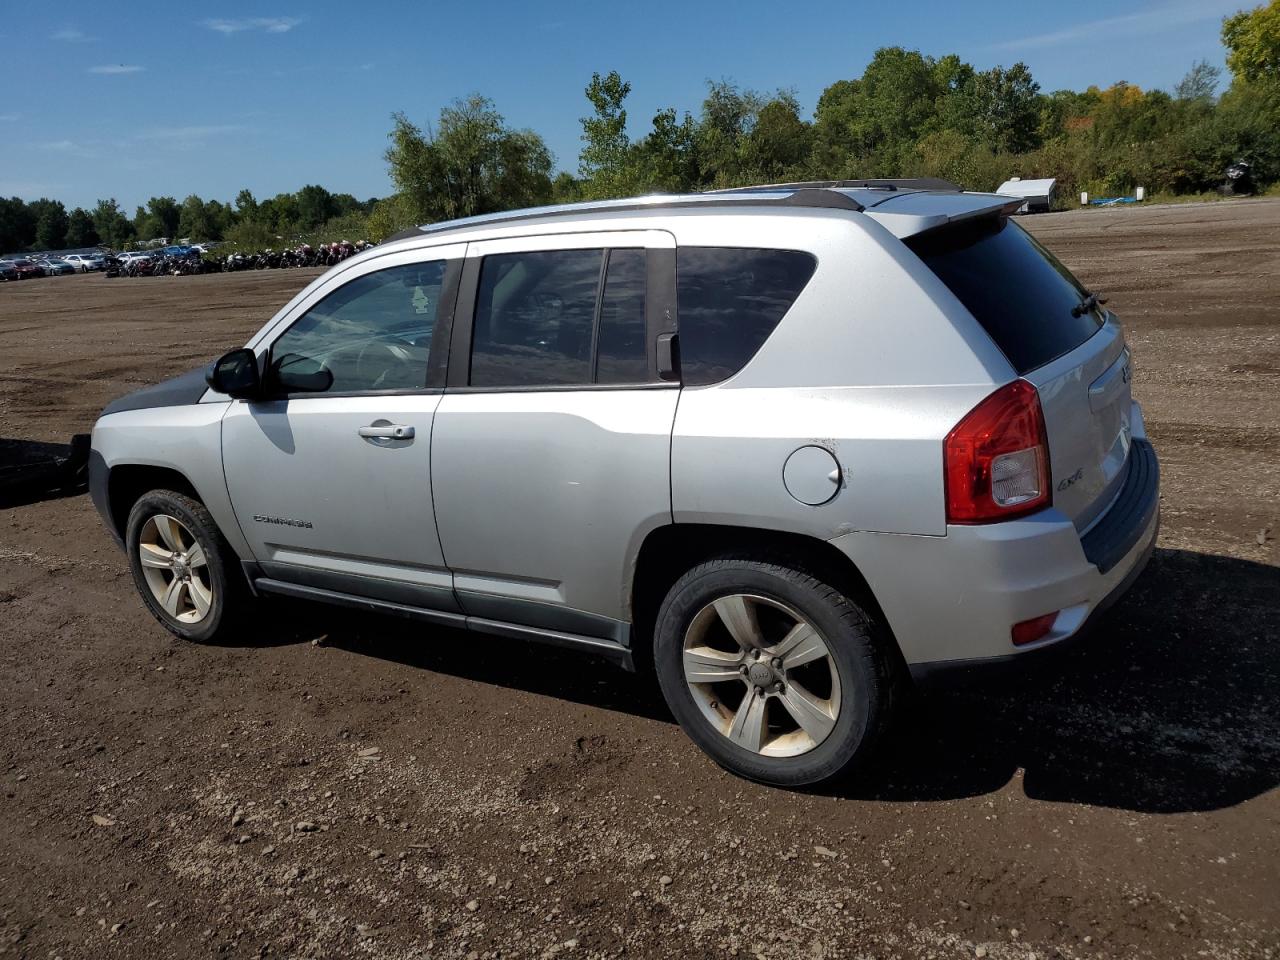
[907,217,1103,374]
[677,247,816,386]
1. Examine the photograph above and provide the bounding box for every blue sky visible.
[0,0,1246,211]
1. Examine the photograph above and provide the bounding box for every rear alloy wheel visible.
[682,595,841,757]
[654,558,895,787]
[125,490,250,643]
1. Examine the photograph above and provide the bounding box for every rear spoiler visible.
[862,193,1025,240]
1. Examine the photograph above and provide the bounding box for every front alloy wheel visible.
[137,514,214,623]
[125,489,252,643]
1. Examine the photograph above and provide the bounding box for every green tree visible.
[205,199,235,240]
[135,197,180,241]
[365,194,416,241]
[813,48,947,174]
[1175,59,1222,102]
[235,189,259,222]
[296,184,337,229]
[258,193,300,234]
[742,95,811,181]
[957,63,1043,153]
[579,71,634,197]
[31,199,69,250]
[696,80,768,184]
[1223,1,1280,86]
[385,95,554,223]
[91,198,134,249]
[634,108,700,192]
[551,171,584,203]
[330,192,364,216]
[223,219,276,250]
[0,197,37,253]
[65,207,100,247]
[177,195,210,240]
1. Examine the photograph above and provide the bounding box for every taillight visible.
[945,379,1050,523]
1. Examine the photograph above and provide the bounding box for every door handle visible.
[358,423,414,440]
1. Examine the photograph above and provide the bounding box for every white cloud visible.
[201,16,304,35]
[52,28,95,42]
[0,180,70,198]
[35,139,106,158]
[136,124,245,142]
[88,64,145,75]
[0,113,19,122]
[988,0,1241,52]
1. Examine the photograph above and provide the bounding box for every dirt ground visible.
[1,200,1277,960]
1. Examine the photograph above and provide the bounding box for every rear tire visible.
[653,557,895,787]
[125,490,253,643]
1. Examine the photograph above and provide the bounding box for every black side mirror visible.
[206,348,261,399]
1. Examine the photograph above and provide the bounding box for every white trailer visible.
[996,177,1056,213]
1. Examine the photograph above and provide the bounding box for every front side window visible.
[677,248,817,386]
[469,248,650,388]
[270,260,445,393]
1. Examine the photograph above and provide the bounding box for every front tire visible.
[653,558,895,787]
[125,490,251,643]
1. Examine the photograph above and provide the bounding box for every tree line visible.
[3,2,1277,253]
[378,3,1279,232]
[0,186,377,255]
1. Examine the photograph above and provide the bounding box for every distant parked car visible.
[3,258,45,279]
[63,253,105,272]
[39,258,78,276]
[0,261,18,282]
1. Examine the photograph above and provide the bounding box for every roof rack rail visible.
[391,186,866,241]
[707,178,964,194]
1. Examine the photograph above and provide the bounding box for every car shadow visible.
[0,436,90,509]
[247,546,1279,814]
[297,604,670,722]
[841,547,1280,813]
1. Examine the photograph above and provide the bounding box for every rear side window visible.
[677,248,816,386]
[470,248,649,388]
[471,250,602,387]
[907,217,1104,374]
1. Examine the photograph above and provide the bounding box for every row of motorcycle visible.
[108,241,375,278]
[220,241,375,271]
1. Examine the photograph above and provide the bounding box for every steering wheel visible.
[353,338,418,390]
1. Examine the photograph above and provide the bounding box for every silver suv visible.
[89,181,1160,787]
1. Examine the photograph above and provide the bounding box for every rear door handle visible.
[358,423,414,440]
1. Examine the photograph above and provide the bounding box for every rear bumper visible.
[829,438,1160,680]
[907,505,1158,686]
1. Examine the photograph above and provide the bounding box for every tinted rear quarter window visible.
[677,248,816,386]
[907,217,1103,374]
